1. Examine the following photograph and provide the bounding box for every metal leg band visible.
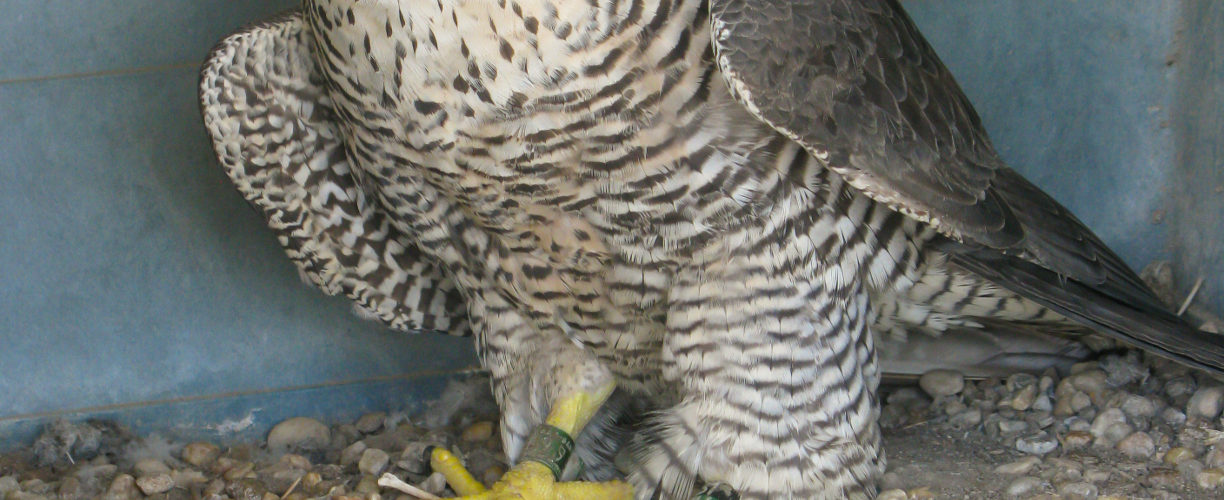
[519,424,575,480]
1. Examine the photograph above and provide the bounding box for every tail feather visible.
[943,243,1224,375]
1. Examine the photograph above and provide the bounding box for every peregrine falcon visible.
[200,0,1224,498]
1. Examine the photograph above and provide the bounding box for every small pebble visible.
[1116,431,1156,459]
[1205,445,1224,468]
[355,412,387,434]
[1032,394,1053,412]
[342,440,369,467]
[1162,447,1195,465]
[358,448,390,476]
[1165,376,1197,400]
[1082,469,1110,484]
[1197,468,1224,489]
[171,469,207,487]
[106,474,137,497]
[461,421,495,442]
[1120,394,1157,419]
[180,441,221,468]
[1061,431,1093,450]
[918,369,964,397]
[135,473,174,495]
[1144,468,1181,489]
[1058,481,1099,499]
[1162,407,1187,426]
[134,458,171,477]
[994,456,1041,475]
[267,417,331,451]
[1089,409,1128,440]
[1004,476,1044,497]
[1187,386,1224,420]
[876,489,907,500]
[0,476,18,495]
[482,465,505,487]
[1177,458,1205,479]
[355,475,380,494]
[1016,432,1059,455]
[906,486,935,499]
[998,419,1029,435]
[948,408,982,428]
[1070,392,1093,413]
[57,476,81,498]
[419,472,448,496]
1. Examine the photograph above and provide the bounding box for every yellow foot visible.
[434,448,632,500]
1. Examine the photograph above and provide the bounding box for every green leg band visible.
[519,424,575,480]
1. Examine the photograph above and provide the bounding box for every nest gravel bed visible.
[4,349,1224,500]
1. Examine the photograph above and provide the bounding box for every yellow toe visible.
[431,447,488,496]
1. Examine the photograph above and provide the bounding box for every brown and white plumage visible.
[200,1,1224,498]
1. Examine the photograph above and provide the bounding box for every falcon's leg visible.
[626,264,883,500]
[442,293,632,500]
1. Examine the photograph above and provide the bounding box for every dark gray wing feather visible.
[709,0,1224,371]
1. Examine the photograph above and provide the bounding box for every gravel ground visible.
[4,350,1224,499]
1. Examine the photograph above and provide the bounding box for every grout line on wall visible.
[0,62,200,87]
[0,366,487,424]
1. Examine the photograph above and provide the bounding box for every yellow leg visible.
[444,381,631,500]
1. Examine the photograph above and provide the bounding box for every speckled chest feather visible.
[301,0,929,393]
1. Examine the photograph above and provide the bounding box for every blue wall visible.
[0,1,477,448]
[1,1,1221,447]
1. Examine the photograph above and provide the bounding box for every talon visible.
[432,447,488,496]
[444,382,631,499]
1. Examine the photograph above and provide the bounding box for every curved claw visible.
[440,459,632,500]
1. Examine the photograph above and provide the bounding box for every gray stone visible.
[1070,392,1093,413]
[1162,407,1187,427]
[918,369,964,398]
[1120,394,1158,419]
[1178,459,1205,480]
[1205,445,1224,468]
[1089,409,1128,440]
[1008,385,1038,411]
[994,456,1041,475]
[1004,476,1044,497]
[1032,393,1053,412]
[1099,352,1147,387]
[105,474,137,499]
[0,476,18,495]
[948,408,982,428]
[1058,481,1099,500]
[134,473,173,495]
[1117,431,1156,460]
[179,442,220,468]
[998,419,1029,435]
[1187,386,1224,420]
[267,417,331,452]
[1197,469,1224,489]
[419,471,448,496]
[341,440,368,467]
[1165,376,1197,400]
[358,448,390,476]
[877,490,907,500]
[1016,432,1059,455]
[355,412,387,434]
[133,459,170,477]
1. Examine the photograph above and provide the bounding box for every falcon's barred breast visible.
[200,0,1224,498]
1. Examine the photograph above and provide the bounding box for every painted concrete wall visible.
[905,0,1223,315]
[0,1,477,447]
[1,1,1220,446]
